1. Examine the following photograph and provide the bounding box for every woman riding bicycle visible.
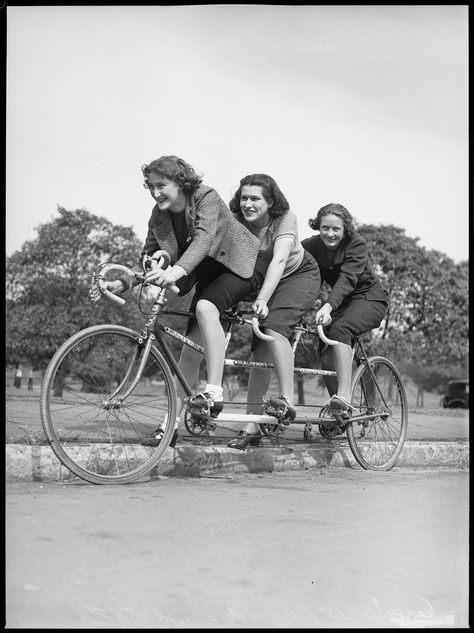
[302,203,388,412]
[226,173,321,450]
[91,155,266,446]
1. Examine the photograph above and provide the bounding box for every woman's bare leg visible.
[321,342,353,401]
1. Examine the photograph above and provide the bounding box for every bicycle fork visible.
[101,295,167,410]
[101,336,155,409]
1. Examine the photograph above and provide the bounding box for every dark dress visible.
[302,233,388,346]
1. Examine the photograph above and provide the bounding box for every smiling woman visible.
[302,203,389,412]
[90,155,267,447]
[226,173,321,449]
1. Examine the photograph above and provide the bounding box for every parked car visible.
[441,379,469,409]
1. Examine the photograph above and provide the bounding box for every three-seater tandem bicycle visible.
[40,251,408,484]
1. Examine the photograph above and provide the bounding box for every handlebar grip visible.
[151,250,171,270]
[101,286,126,305]
[251,317,275,342]
[96,276,126,305]
[317,324,339,346]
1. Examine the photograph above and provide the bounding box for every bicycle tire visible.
[347,356,408,471]
[40,324,177,484]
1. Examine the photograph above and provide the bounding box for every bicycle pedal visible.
[262,403,283,419]
[185,394,223,419]
[186,409,217,432]
[262,396,294,425]
[329,408,351,423]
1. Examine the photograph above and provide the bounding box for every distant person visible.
[14,365,23,389]
[226,173,321,450]
[28,369,34,391]
[302,203,388,411]
[90,155,266,447]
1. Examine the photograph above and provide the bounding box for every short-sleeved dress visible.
[243,210,321,341]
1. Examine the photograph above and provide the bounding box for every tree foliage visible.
[6,207,144,369]
[358,224,468,375]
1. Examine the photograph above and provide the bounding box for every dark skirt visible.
[179,254,267,334]
[253,250,320,345]
[322,296,388,348]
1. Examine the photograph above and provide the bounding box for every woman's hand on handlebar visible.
[89,279,123,303]
[252,298,269,319]
[316,302,333,326]
[144,268,180,294]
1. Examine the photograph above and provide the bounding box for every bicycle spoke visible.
[41,325,177,484]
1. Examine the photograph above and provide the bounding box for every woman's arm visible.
[326,236,367,310]
[174,188,221,274]
[252,236,293,318]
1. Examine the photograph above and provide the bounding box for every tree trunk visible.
[296,374,305,405]
[416,385,424,408]
[53,373,65,398]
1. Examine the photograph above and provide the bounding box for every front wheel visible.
[40,325,177,484]
[347,356,408,471]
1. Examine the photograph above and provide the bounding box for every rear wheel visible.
[40,325,177,484]
[347,356,407,471]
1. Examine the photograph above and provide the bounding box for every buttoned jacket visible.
[302,233,388,310]
[139,185,260,279]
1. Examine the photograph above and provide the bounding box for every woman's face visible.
[146,173,186,213]
[240,185,272,227]
[319,213,345,249]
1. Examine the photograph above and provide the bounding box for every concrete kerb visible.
[5,440,469,483]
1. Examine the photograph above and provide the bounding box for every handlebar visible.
[95,263,132,306]
[316,324,339,346]
[251,317,275,342]
[249,318,338,345]
[313,298,339,345]
[95,250,178,305]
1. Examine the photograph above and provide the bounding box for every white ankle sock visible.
[163,415,180,430]
[205,384,223,401]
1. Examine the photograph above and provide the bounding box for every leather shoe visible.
[141,427,178,448]
[227,430,262,450]
[329,394,355,412]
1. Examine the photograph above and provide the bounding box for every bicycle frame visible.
[39,253,406,483]
[95,256,392,428]
[131,287,388,428]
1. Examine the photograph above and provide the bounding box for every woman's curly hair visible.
[141,155,203,193]
[308,203,358,238]
[229,173,290,218]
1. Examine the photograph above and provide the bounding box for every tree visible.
[6,207,144,370]
[357,224,469,395]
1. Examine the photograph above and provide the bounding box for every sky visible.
[6,4,469,262]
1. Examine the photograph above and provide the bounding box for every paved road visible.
[6,469,468,628]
